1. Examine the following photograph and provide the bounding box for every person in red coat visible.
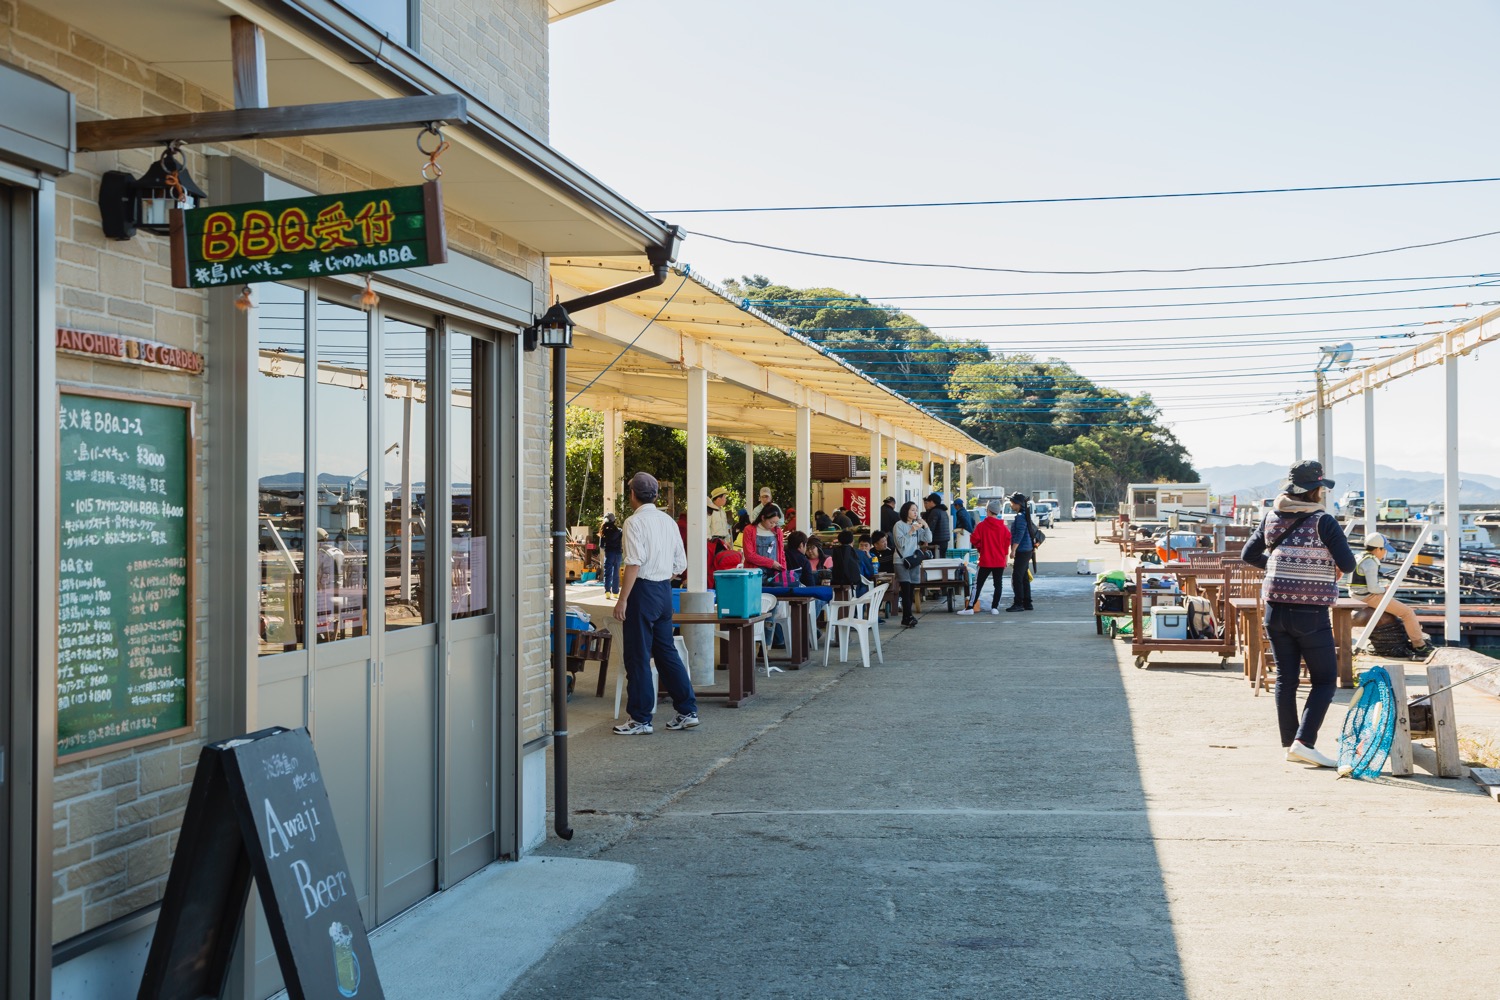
[739,504,786,574]
[959,499,1012,615]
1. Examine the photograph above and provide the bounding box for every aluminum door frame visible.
[2,164,57,1000]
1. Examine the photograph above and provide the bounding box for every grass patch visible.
[1459,731,1500,769]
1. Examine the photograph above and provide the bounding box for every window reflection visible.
[383,317,432,628]
[257,282,307,654]
[450,333,489,619]
[315,299,371,643]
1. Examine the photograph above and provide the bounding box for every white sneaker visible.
[956,608,976,616]
[612,719,653,736]
[1286,741,1336,767]
[990,607,1001,616]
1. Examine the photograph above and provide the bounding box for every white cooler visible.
[1151,605,1188,640]
[1076,557,1106,575]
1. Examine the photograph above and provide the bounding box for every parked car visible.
[1033,500,1058,527]
[1378,498,1410,522]
[1072,500,1096,520]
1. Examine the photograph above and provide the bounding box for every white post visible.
[868,431,882,527]
[1444,348,1461,645]
[602,407,620,517]
[923,449,932,493]
[1294,416,1303,462]
[683,368,715,685]
[1315,373,1332,472]
[796,406,812,533]
[888,437,900,504]
[744,440,754,508]
[1363,374,1376,539]
[959,454,968,506]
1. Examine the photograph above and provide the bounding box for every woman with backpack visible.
[892,500,932,628]
[1241,461,1358,768]
[1006,492,1038,612]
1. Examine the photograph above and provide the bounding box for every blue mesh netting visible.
[1338,665,1397,779]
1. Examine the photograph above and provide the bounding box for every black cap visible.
[924,492,941,503]
[1009,492,1029,506]
[1287,460,1335,492]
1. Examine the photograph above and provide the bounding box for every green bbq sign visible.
[170,181,447,289]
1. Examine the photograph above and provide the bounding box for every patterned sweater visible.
[1241,507,1357,606]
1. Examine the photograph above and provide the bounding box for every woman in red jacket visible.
[958,500,1012,615]
[740,503,786,575]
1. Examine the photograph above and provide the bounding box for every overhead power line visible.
[737,272,1500,303]
[654,176,1500,214]
[693,228,1500,276]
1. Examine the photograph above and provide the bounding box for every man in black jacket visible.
[879,496,899,535]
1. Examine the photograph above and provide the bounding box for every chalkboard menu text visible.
[58,388,194,761]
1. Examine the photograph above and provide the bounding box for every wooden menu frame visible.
[56,386,197,763]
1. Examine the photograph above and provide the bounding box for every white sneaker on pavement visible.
[956,608,976,616]
[990,607,1001,616]
[1286,740,1336,767]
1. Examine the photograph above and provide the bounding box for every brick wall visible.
[2,0,554,941]
[419,0,550,142]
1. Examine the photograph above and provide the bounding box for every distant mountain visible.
[1199,456,1500,505]
[259,473,388,490]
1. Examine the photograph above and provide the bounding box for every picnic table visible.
[671,610,770,708]
[1228,596,1364,694]
[762,586,832,668]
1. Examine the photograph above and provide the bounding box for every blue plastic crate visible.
[713,569,762,618]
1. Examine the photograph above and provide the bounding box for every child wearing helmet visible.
[1350,532,1435,658]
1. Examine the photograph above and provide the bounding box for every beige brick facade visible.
[2,0,556,943]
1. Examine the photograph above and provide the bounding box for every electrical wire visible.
[567,275,691,404]
[737,271,1500,303]
[789,301,1495,332]
[693,227,1500,276]
[654,176,1500,214]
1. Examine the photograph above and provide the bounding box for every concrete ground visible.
[483,521,1500,999]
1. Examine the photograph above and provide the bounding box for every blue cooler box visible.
[549,609,593,654]
[714,569,762,618]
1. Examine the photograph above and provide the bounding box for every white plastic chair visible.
[718,593,779,676]
[613,635,688,719]
[823,583,888,669]
[823,578,874,659]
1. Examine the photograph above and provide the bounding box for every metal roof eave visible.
[549,258,994,458]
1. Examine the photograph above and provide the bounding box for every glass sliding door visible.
[375,306,439,921]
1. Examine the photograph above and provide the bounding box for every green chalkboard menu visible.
[57,388,194,761]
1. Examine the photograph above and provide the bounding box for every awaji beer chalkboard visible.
[57,388,194,761]
[138,727,385,1000]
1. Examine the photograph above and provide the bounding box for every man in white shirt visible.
[707,486,731,544]
[612,471,699,735]
[748,486,773,524]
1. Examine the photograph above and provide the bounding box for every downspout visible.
[548,228,682,842]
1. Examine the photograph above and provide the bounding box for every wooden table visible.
[771,594,816,669]
[1228,597,1363,693]
[671,611,769,708]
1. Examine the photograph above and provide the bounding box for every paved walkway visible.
[506,521,1500,999]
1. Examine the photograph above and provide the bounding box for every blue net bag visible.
[1338,665,1397,779]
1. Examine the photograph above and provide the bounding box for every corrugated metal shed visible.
[970,447,1076,518]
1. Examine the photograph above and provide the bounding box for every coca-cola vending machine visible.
[842,487,872,526]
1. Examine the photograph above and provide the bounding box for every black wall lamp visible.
[524,300,575,352]
[99,142,207,241]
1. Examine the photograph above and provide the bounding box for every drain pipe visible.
[538,228,682,842]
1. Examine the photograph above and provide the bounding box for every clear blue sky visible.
[550,1,1500,481]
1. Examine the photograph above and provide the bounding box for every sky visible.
[548,0,1500,480]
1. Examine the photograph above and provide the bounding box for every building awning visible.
[549,259,994,460]
[47,0,673,258]
[548,0,618,21]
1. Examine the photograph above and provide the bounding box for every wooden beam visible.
[230,16,268,110]
[75,94,468,152]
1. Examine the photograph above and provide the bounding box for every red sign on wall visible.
[843,488,871,526]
